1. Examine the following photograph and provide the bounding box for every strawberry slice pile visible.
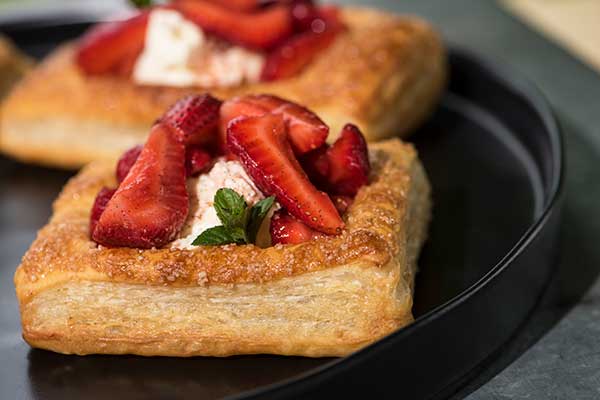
[90,93,369,248]
[301,123,370,196]
[77,11,150,76]
[228,113,343,234]
[219,94,328,154]
[75,1,343,81]
[262,3,344,81]
[91,94,222,248]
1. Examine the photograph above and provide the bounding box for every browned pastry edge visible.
[14,139,431,357]
[0,35,31,108]
[0,7,446,168]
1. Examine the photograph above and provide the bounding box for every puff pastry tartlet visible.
[0,1,445,169]
[15,94,431,357]
[0,35,31,99]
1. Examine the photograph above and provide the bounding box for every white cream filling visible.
[171,159,277,250]
[133,9,265,88]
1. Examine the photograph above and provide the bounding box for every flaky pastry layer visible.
[14,139,431,357]
[0,7,446,168]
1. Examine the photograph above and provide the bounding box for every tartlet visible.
[14,93,431,357]
[0,4,445,169]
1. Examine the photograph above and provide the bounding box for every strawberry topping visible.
[299,124,370,196]
[270,209,324,245]
[331,194,353,215]
[186,146,214,176]
[89,187,117,236]
[160,94,222,145]
[246,95,329,154]
[261,6,343,81]
[205,0,260,12]
[220,95,328,155]
[326,124,370,196]
[227,113,343,234]
[299,144,329,185]
[93,123,189,248]
[219,96,270,153]
[76,11,149,75]
[116,145,143,183]
[173,0,293,50]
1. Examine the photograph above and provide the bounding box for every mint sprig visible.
[192,188,275,246]
[129,0,153,8]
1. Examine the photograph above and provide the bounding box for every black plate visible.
[0,22,563,400]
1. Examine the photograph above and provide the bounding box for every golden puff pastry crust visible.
[0,35,31,99]
[0,7,446,169]
[14,139,431,357]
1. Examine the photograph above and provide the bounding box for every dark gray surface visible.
[341,0,600,398]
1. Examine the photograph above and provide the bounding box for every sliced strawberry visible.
[93,123,189,248]
[246,95,329,154]
[205,0,260,12]
[76,11,149,75]
[228,113,343,234]
[113,45,143,77]
[89,187,117,237]
[160,94,222,146]
[331,195,353,215]
[173,0,293,50]
[299,144,328,186]
[219,96,271,153]
[220,95,328,155]
[116,145,143,183]
[326,124,370,196]
[261,8,343,80]
[186,146,213,176]
[291,2,340,33]
[270,209,324,245]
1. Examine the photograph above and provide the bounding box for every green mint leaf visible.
[192,226,239,246]
[214,188,248,229]
[247,196,275,243]
[129,0,153,8]
[229,227,249,244]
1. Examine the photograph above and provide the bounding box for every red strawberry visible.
[261,8,343,80]
[160,94,222,146]
[299,144,328,185]
[173,0,293,50]
[331,195,353,215]
[270,209,324,244]
[89,187,117,237]
[326,124,370,196]
[290,0,316,32]
[116,145,143,183]
[93,123,189,248]
[113,45,143,77]
[246,95,329,154]
[220,95,328,155]
[219,96,270,153]
[291,2,340,33]
[186,146,213,176]
[205,0,260,11]
[76,11,149,75]
[228,113,343,234]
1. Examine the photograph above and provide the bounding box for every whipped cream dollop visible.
[133,9,265,87]
[171,159,275,250]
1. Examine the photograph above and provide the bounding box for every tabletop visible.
[1,0,600,398]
